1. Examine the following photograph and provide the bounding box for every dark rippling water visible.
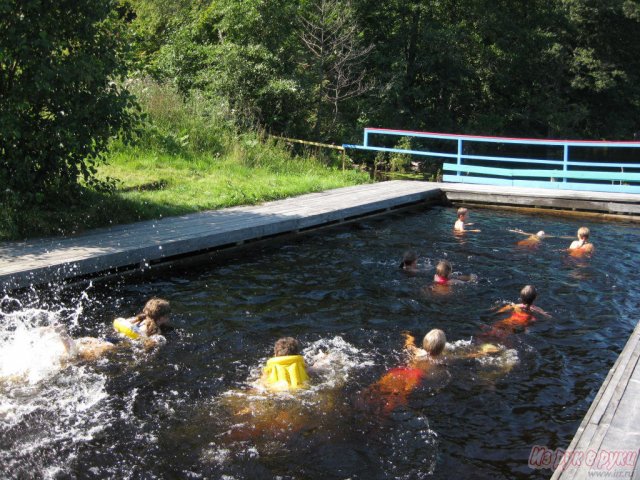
[1,205,639,479]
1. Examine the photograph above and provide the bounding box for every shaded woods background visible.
[2,0,640,210]
[131,0,640,142]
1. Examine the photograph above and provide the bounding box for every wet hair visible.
[400,250,418,269]
[274,337,301,357]
[577,226,590,240]
[422,329,446,356]
[456,207,468,219]
[435,260,452,279]
[519,285,537,307]
[133,298,171,325]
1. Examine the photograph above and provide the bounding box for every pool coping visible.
[550,320,640,480]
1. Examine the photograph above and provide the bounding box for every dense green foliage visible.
[130,0,640,141]
[0,0,138,202]
[2,0,640,239]
[0,80,368,240]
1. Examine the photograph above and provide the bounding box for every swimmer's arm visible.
[531,305,552,317]
[508,228,533,236]
[402,332,427,358]
[493,303,515,314]
[451,273,478,283]
[140,335,167,350]
[402,331,418,351]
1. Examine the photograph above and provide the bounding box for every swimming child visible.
[569,226,594,256]
[113,297,171,342]
[482,285,550,339]
[262,337,309,391]
[360,329,446,415]
[454,207,481,233]
[431,260,477,292]
[400,250,419,272]
[403,328,447,363]
[509,229,546,248]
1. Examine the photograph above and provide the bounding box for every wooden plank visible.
[441,182,640,202]
[443,191,640,215]
[440,182,640,213]
[552,321,640,480]
[0,182,443,289]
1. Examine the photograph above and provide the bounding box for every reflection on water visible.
[1,206,639,479]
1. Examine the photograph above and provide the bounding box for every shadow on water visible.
[1,206,639,478]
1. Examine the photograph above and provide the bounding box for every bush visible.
[0,0,138,202]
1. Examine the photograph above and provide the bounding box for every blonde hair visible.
[435,260,452,279]
[519,285,537,307]
[457,207,468,219]
[577,226,590,240]
[422,329,446,356]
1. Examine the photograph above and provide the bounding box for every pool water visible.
[1,206,639,479]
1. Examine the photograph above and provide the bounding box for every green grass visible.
[0,142,369,241]
[100,144,369,213]
[0,79,370,240]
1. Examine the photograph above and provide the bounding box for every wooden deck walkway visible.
[3,181,640,291]
[0,181,443,290]
[441,183,640,216]
[551,320,640,480]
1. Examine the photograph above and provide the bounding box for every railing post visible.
[563,143,568,183]
[364,129,369,147]
[457,138,462,177]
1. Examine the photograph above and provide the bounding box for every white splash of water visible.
[0,297,112,478]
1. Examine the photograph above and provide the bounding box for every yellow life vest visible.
[264,355,309,390]
[113,317,141,340]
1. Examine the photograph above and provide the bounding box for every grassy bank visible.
[0,80,370,241]
[0,142,368,241]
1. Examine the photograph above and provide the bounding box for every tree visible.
[298,0,374,138]
[152,0,306,134]
[0,0,138,202]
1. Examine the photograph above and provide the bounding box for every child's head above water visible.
[142,298,171,326]
[577,226,590,240]
[435,260,452,279]
[400,250,418,270]
[519,285,537,307]
[274,337,301,357]
[422,329,447,357]
[457,207,468,220]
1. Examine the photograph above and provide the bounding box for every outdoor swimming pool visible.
[1,206,639,479]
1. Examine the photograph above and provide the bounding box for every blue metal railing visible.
[343,128,640,193]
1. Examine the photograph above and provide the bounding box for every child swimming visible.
[569,226,594,256]
[113,297,171,341]
[262,337,309,391]
[509,229,546,248]
[400,250,419,272]
[482,285,550,339]
[431,260,477,292]
[454,207,481,233]
[360,329,447,415]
